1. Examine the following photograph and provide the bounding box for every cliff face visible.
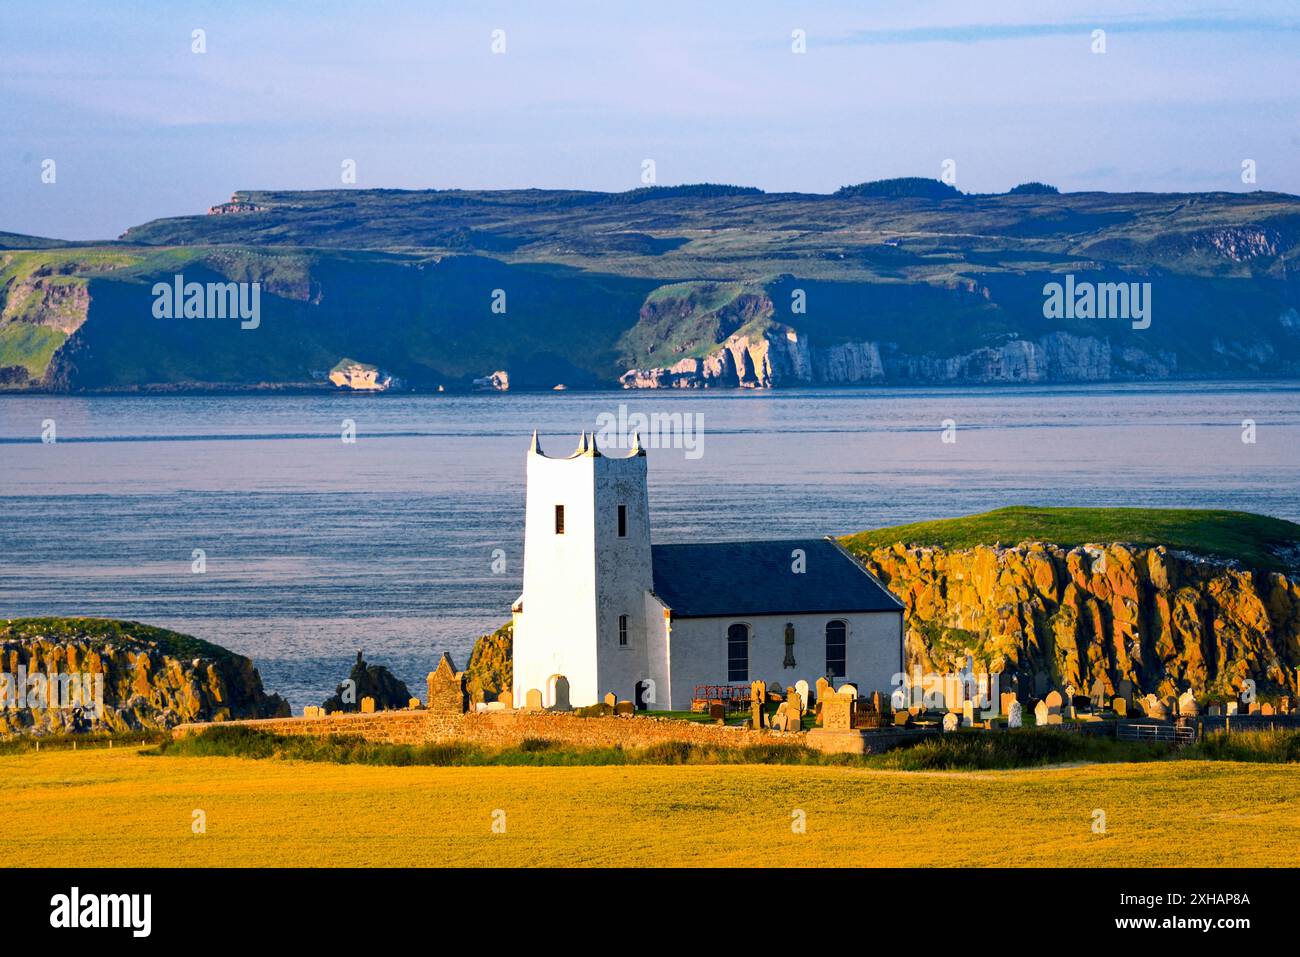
[855,543,1300,700]
[0,618,290,736]
[619,323,1161,388]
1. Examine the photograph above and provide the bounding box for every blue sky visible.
[2,0,1298,239]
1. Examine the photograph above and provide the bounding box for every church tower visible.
[511,431,653,709]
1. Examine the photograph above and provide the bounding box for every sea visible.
[2,380,1297,709]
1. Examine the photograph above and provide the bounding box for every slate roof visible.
[650,538,904,619]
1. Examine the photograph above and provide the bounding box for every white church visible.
[511,431,905,711]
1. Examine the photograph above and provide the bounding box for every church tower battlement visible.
[512,430,653,709]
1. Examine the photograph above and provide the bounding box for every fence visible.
[1117,721,1197,744]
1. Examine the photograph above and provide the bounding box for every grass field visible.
[842,506,1300,572]
[4,746,1297,867]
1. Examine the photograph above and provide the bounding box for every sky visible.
[2,0,1299,240]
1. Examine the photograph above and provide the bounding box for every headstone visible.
[1112,697,1127,718]
[795,679,810,709]
[961,701,974,727]
[1044,690,1063,713]
[1206,703,1221,717]
[750,680,767,730]
[1145,696,1169,720]
[549,676,572,712]
[525,688,544,712]
[709,703,725,722]
[1007,700,1023,729]
[893,710,913,727]
[787,690,803,718]
[1177,691,1199,716]
[1118,678,1134,705]
[426,652,468,714]
[497,690,512,707]
[1000,691,1018,717]
[814,677,832,704]
[942,712,959,732]
[870,691,885,713]
[1281,696,1292,714]
[1089,678,1107,709]
[360,696,376,713]
[838,683,858,700]
[1225,700,1239,716]
[1260,703,1275,716]
[821,692,853,731]
[772,702,792,732]
[615,699,634,716]
[1034,700,1050,726]
[1248,701,1261,715]
[604,692,617,708]
[407,697,421,710]
[485,700,505,712]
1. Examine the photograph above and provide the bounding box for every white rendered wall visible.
[659,611,902,709]
[591,452,654,705]
[512,440,655,709]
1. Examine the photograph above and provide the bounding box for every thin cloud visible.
[825,16,1300,46]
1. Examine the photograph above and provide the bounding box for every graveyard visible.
[175,651,1300,760]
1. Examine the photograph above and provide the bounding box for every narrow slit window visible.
[618,614,629,646]
[617,504,627,537]
[554,504,565,534]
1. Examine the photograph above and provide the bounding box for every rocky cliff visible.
[619,319,1175,388]
[854,543,1300,701]
[0,618,290,736]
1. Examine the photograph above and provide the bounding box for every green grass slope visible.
[841,506,1300,571]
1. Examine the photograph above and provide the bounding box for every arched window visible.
[825,620,847,678]
[727,623,749,682]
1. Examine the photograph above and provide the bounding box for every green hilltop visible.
[842,506,1300,572]
[3,178,1300,391]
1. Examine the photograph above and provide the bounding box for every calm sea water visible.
[2,381,1298,709]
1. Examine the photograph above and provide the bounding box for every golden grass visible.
[3,747,1297,867]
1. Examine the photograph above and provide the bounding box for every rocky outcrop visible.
[464,622,513,703]
[0,618,290,736]
[472,370,510,391]
[854,543,1300,701]
[321,652,414,712]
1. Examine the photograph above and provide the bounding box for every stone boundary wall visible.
[173,709,806,750]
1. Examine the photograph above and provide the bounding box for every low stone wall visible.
[173,709,805,750]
